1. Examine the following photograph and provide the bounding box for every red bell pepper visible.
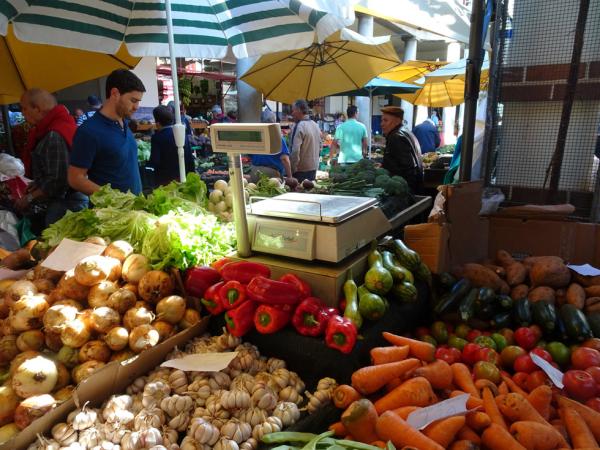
[279,273,312,299]
[247,276,301,305]
[200,281,225,315]
[219,280,247,310]
[320,306,339,323]
[224,300,257,337]
[254,304,291,334]
[221,261,271,284]
[292,297,326,336]
[211,257,233,272]
[325,315,357,354]
[185,266,221,298]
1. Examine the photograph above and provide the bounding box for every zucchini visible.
[559,304,593,342]
[459,288,479,322]
[475,300,499,321]
[433,278,471,316]
[390,239,421,272]
[491,311,512,329]
[497,295,513,310]
[554,315,569,341]
[531,301,557,334]
[438,272,457,289]
[478,288,496,304]
[587,312,600,338]
[512,298,532,327]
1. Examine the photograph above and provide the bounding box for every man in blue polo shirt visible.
[68,69,146,195]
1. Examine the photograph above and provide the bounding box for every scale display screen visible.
[217,130,263,142]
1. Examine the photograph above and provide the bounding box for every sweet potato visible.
[528,286,556,304]
[505,263,527,287]
[529,259,571,288]
[555,288,567,307]
[496,250,515,267]
[584,285,600,297]
[511,284,529,300]
[585,299,600,313]
[523,256,563,270]
[458,263,504,291]
[484,263,506,279]
[573,272,600,288]
[566,283,586,309]
[499,280,510,295]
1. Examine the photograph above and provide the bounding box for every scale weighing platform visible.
[247,192,391,263]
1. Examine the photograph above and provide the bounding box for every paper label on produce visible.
[0,268,29,280]
[531,353,564,388]
[567,264,600,277]
[41,238,106,272]
[407,394,470,430]
[161,352,238,372]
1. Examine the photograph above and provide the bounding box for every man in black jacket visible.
[380,106,423,193]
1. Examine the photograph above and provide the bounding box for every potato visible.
[523,255,564,270]
[528,286,556,304]
[456,263,504,291]
[529,259,571,288]
[511,284,529,300]
[496,249,515,267]
[505,262,528,286]
[584,285,600,297]
[566,283,585,310]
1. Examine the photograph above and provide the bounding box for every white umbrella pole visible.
[165,0,186,183]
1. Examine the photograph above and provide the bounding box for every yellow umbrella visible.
[380,60,448,83]
[0,25,140,105]
[240,29,400,104]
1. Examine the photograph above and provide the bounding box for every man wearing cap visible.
[210,105,230,124]
[76,95,102,126]
[289,99,321,182]
[380,106,423,193]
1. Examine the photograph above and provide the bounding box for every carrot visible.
[392,406,420,420]
[501,373,528,397]
[449,440,480,450]
[333,384,362,409]
[499,381,509,395]
[450,390,483,409]
[370,345,410,365]
[483,387,508,430]
[475,378,499,396]
[341,399,379,444]
[375,411,444,450]
[482,423,527,450]
[557,394,600,442]
[382,332,436,362]
[329,421,347,436]
[373,377,437,414]
[423,415,465,448]
[561,407,598,448]
[457,425,481,445]
[509,421,562,450]
[351,359,421,395]
[452,363,480,398]
[466,411,491,431]
[527,385,552,421]
[412,359,453,390]
[370,441,386,448]
[550,419,568,444]
[386,378,403,392]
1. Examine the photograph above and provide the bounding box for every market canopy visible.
[331,77,421,97]
[0,0,357,59]
[379,60,448,84]
[0,25,140,105]
[240,28,400,104]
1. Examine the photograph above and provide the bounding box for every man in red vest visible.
[16,89,88,228]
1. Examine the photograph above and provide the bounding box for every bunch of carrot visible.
[328,332,600,450]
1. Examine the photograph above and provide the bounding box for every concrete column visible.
[236,57,262,123]
[356,14,374,147]
[401,37,418,129]
[443,42,462,145]
[415,106,428,125]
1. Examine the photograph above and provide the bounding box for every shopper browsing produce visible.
[249,110,292,182]
[330,105,368,164]
[289,99,322,182]
[68,69,146,195]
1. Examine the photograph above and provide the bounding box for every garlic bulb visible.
[220,390,251,410]
[70,404,98,430]
[236,407,267,427]
[270,368,291,391]
[214,438,239,450]
[278,386,303,404]
[167,370,188,395]
[215,330,241,351]
[138,427,162,447]
[208,372,231,391]
[239,438,258,450]
[289,371,305,393]
[305,389,332,414]
[273,402,300,427]
[142,381,171,408]
[126,377,147,395]
[100,423,128,444]
[168,412,190,432]
[187,378,211,406]
[316,377,338,392]
[162,427,178,447]
[230,374,255,393]
[160,394,194,417]
[78,427,102,448]
[147,368,172,383]
[133,407,165,430]
[220,419,252,444]
[51,423,77,446]
[120,431,143,450]
[266,357,286,373]
[251,416,282,441]
[250,383,277,411]
[188,418,219,445]
[180,436,208,450]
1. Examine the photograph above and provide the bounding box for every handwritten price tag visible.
[407,393,470,430]
[531,352,564,388]
[42,238,106,272]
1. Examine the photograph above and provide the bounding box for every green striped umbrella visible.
[0,0,357,59]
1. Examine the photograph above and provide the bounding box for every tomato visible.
[512,372,529,391]
[431,321,449,344]
[571,347,600,370]
[500,345,526,369]
[529,325,543,341]
[499,328,515,345]
[585,366,600,384]
[514,354,537,373]
[582,338,600,353]
[546,341,571,367]
[473,361,501,384]
[415,327,430,338]
[455,324,471,340]
[448,335,468,351]
[530,348,553,363]
[563,370,598,401]
[467,329,483,342]
[491,333,508,352]
[585,397,600,413]
[536,340,547,350]
[435,347,462,365]
[474,335,497,350]
[421,335,437,346]
[526,370,550,392]
[514,327,537,350]
[478,347,500,366]
[462,343,483,365]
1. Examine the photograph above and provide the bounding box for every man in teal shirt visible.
[330,105,367,164]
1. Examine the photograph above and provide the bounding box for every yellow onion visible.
[152,320,174,341]
[122,254,150,284]
[72,360,105,384]
[0,318,13,336]
[44,330,63,352]
[74,255,121,286]
[53,386,74,403]
[179,309,201,329]
[60,318,91,348]
[90,307,120,334]
[87,281,118,309]
[0,386,19,426]
[128,325,159,353]
[5,280,37,304]
[14,394,56,429]
[0,335,19,365]
[156,295,186,325]
[106,288,136,314]
[122,282,138,296]
[138,271,174,304]
[32,279,55,295]
[104,327,129,351]
[15,330,45,352]
[53,299,82,310]
[43,303,79,334]
[110,349,136,362]
[57,345,79,369]
[0,300,10,319]
[103,240,134,263]
[78,340,111,363]
[11,355,58,398]
[123,303,154,330]
[57,270,89,302]
[53,362,71,390]
[9,294,49,332]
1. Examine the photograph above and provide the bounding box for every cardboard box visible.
[404,223,450,273]
[4,317,209,450]
[488,217,599,264]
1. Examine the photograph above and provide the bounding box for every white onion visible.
[12,355,58,398]
[90,307,120,334]
[138,271,174,304]
[103,240,134,263]
[123,303,154,330]
[179,309,201,329]
[15,330,45,352]
[57,270,89,302]
[60,318,91,348]
[72,361,105,384]
[104,326,129,351]
[87,281,118,309]
[57,345,80,369]
[129,325,159,353]
[156,295,186,325]
[74,256,120,286]
[122,254,150,284]
[0,335,19,365]
[5,280,37,304]
[152,320,174,341]
[9,294,49,332]
[43,303,78,334]
[13,394,55,430]
[106,288,136,314]
[0,386,19,426]
[79,340,111,363]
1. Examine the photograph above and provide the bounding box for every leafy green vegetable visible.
[95,209,156,250]
[146,172,207,215]
[41,209,99,247]
[137,139,151,163]
[246,173,286,198]
[90,185,147,210]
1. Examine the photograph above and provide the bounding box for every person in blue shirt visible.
[412,118,441,154]
[68,70,146,195]
[149,105,195,186]
[249,110,292,181]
